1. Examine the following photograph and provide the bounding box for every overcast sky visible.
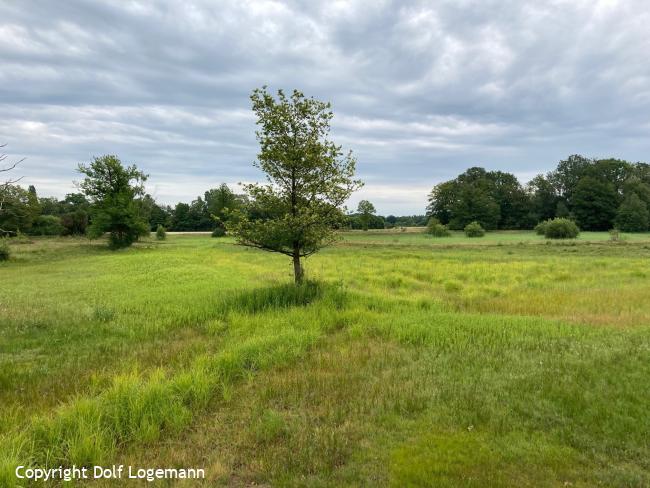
[2,0,650,214]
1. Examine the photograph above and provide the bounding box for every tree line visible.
[428,155,650,232]
[0,178,428,237]
[4,153,650,242]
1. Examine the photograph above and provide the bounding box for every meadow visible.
[1,230,650,486]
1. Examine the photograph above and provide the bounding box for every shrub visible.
[609,228,620,242]
[543,218,579,239]
[61,210,88,235]
[464,221,485,238]
[29,215,64,236]
[534,220,550,236]
[0,239,9,261]
[426,217,451,237]
[211,226,226,238]
[156,224,166,240]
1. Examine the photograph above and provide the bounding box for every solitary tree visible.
[78,155,149,249]
[357,200,376,231]
[228,87,362,283]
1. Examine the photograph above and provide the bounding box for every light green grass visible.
[342,228,650,246]
[1,232,649,486]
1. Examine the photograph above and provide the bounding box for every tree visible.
[78,155,149,249]
[571,176,618,230]
[548,154,592,203]
[488,171,530,228]
[171,203,192,231]
[0,143,25,235]
[205,184,242,219]
[203,184,245,234]
[357,200,376,231]
[60,210,89,235]
[449,186,500,230]
[141,195,172,231]
[615,193,649,232]
[227,87,362,284]
[427,180,457,225]
[428,167,529,229]
[622,176,650,208]
[527,174,557,221]
[60,193,90,235]
[0,184,40,235]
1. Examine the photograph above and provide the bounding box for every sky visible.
[2,0,650,215]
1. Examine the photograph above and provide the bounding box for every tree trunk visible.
[292,247,303,284]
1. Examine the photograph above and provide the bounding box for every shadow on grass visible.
[219,280,347,315]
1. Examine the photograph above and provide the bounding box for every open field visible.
[1,231,650,486]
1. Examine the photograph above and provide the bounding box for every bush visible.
[609,228,621,242]
[29,215,64,236]
[211,226,226,238]
[61,210,88,235]
[543,218,579,239]
[464,221,485,237]
[534,220,550,236]
[156,224,166,240]
[426,217,451,237]
[0,239,9,261]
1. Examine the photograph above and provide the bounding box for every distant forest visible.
[429,155,650,232]
[2,154,649,236]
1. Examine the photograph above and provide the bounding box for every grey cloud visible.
[1,0,650,214]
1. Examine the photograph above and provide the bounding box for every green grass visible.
[1,231,649,486]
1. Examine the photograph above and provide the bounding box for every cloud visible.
[1,0,650,214]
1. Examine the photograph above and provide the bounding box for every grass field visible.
[1,230,650,486]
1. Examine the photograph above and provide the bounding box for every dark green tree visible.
[188,197,212,230]
[357,200,376,231]
[615,193,649,232]
[143,196,172,231]
[428,167,528,229]
[586,158,633,194]
[527,174,557,221]
[78,155,149,249]
[227,87,362,283]
[1,144,26,235]
[623,176,650,208]
[205,183,244,233]
[0,184,40,235]
[571,176,618,230]
[449,186,500,230]
[427,180,457,225]
[548,154,592,202]
[487,171,530,228]
[171,202,192,231]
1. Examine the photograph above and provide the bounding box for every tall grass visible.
[1,234,650,486]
